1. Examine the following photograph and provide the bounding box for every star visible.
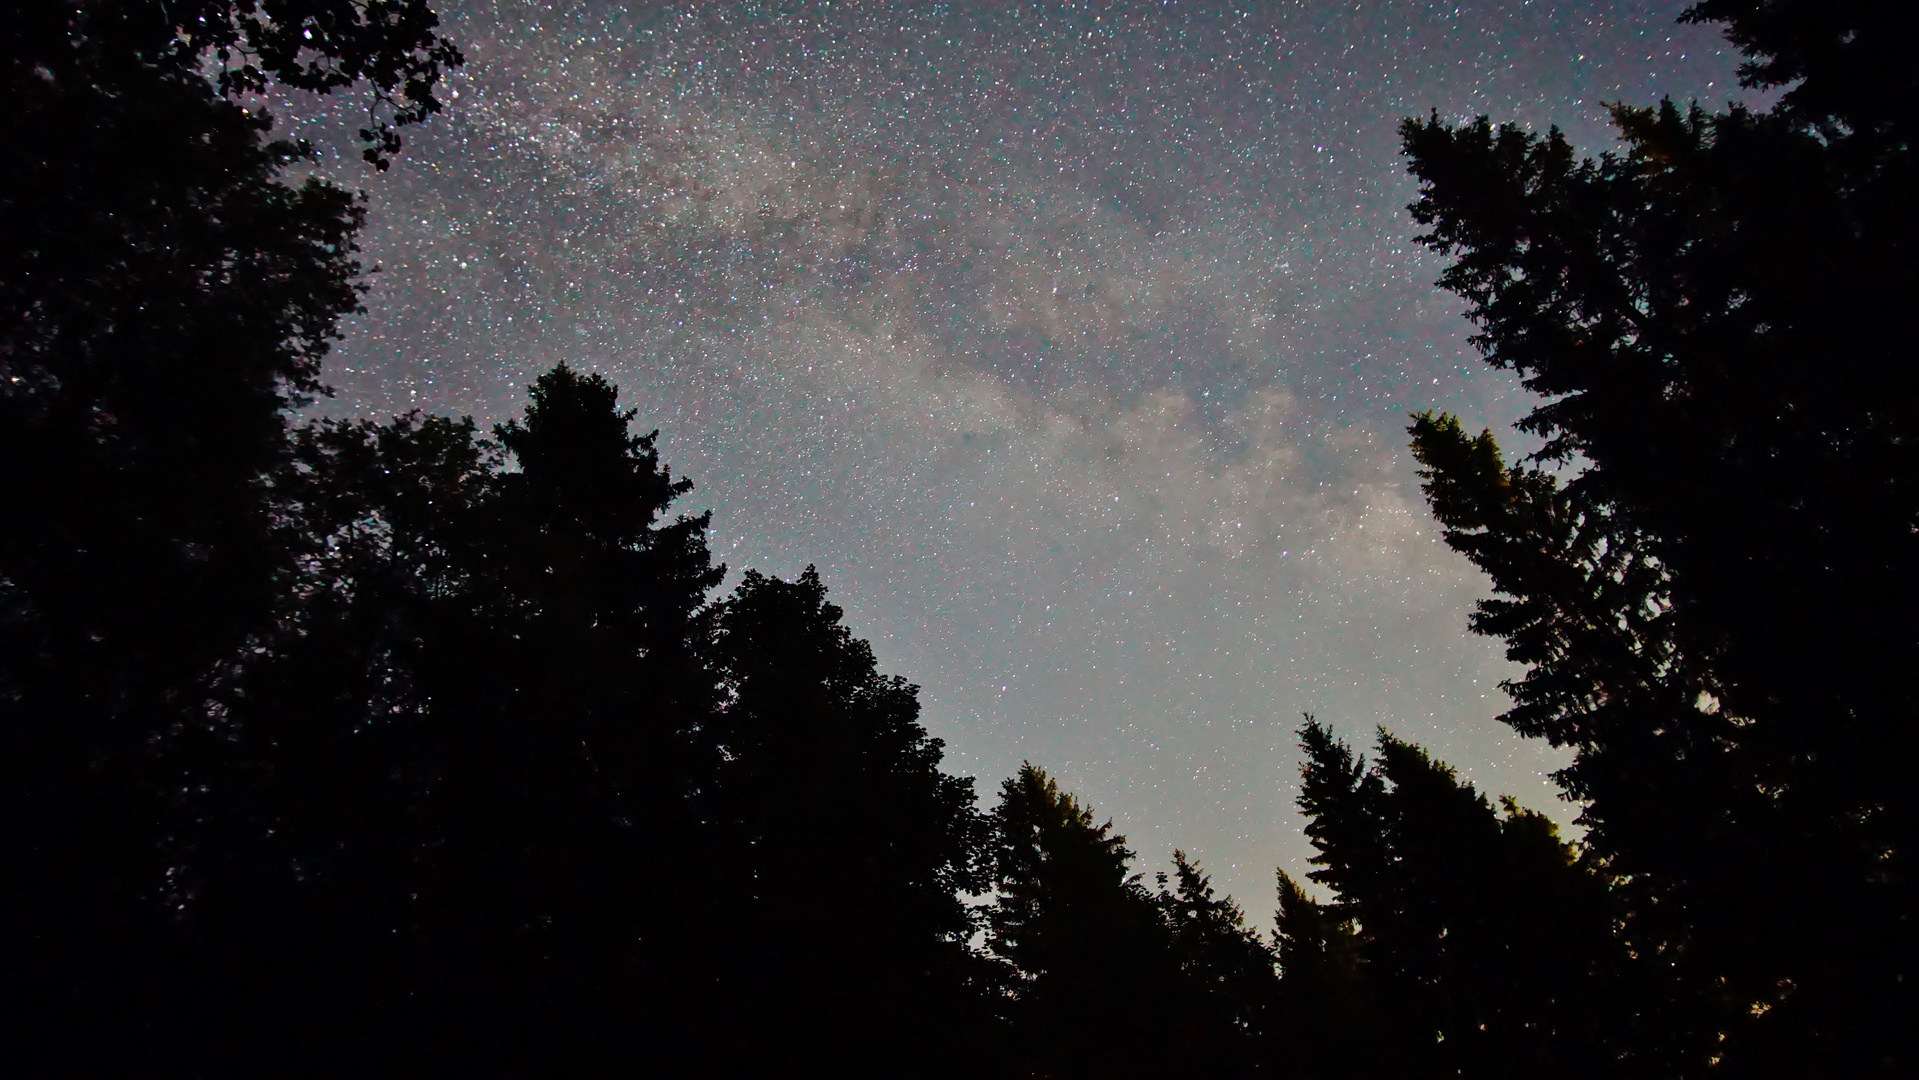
[292,0,1745,923]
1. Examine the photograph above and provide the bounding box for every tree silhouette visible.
[707,566,996,1075]
[1,2,453,1064]
[10,1,460,167]
[1271,868,1373,1079]
[1400,1,1918,1071]
[21,0,1912,1072]
[1155,851,1283,1077]
[410,364,724,1069]
[989,764,1272,1078]
[989,764,1179,1078]
[169,410,495,1066]
[1286,718,1621,1078]
[150,366,728,1069]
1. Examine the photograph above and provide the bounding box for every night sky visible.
[294,0,1748,922]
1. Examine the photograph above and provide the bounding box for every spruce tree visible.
[415,365,724,1069]
[989,764,1179,1078]
[1286,719,1621,1078]
[1400,1,1918,1068]
[1155,852,1283,1077]
[188,367,726,1069]
[989,764,1272,1078]
[707,567,993,1075]
[1271,869,1374,1080]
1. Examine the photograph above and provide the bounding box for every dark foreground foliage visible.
[1401,0,1919,1073]
[4,0,1909,1075]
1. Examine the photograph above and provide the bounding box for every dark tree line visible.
[1399,0,1918,1074]
[5,0,1910,1075]
[2,0,441,1066]
[0,7,1286,1069]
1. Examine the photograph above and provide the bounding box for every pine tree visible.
[1271,869,1373,1080]
[1399,1,1919,1069]
[188,367,727,1069]
[1287,719,1621,1078]
[988,764,1178,1078]
[988,764,1272,1078]
[1155,852,1283,1077]
[707,566,994,1075]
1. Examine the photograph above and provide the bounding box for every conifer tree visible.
[989,764,1272,1078]
[412,365,725,1068]
[989,764,1181,1077]
[1399,1,1918,1068]
[1286,719,1621,1078]
[1271,869,1373,1080]
[1155,852,1283,1076]
[185,367,726,1069]
[708,566,993,1075]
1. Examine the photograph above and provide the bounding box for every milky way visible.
[292,0,1746,922]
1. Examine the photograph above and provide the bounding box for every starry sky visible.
[294,0,1748,923]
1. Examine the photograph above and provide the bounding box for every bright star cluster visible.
[295,0,1744,922]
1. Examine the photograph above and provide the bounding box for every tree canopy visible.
[7,0,1909,1073]
[1400,0,1918,1072]
[2,2,457,1066]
